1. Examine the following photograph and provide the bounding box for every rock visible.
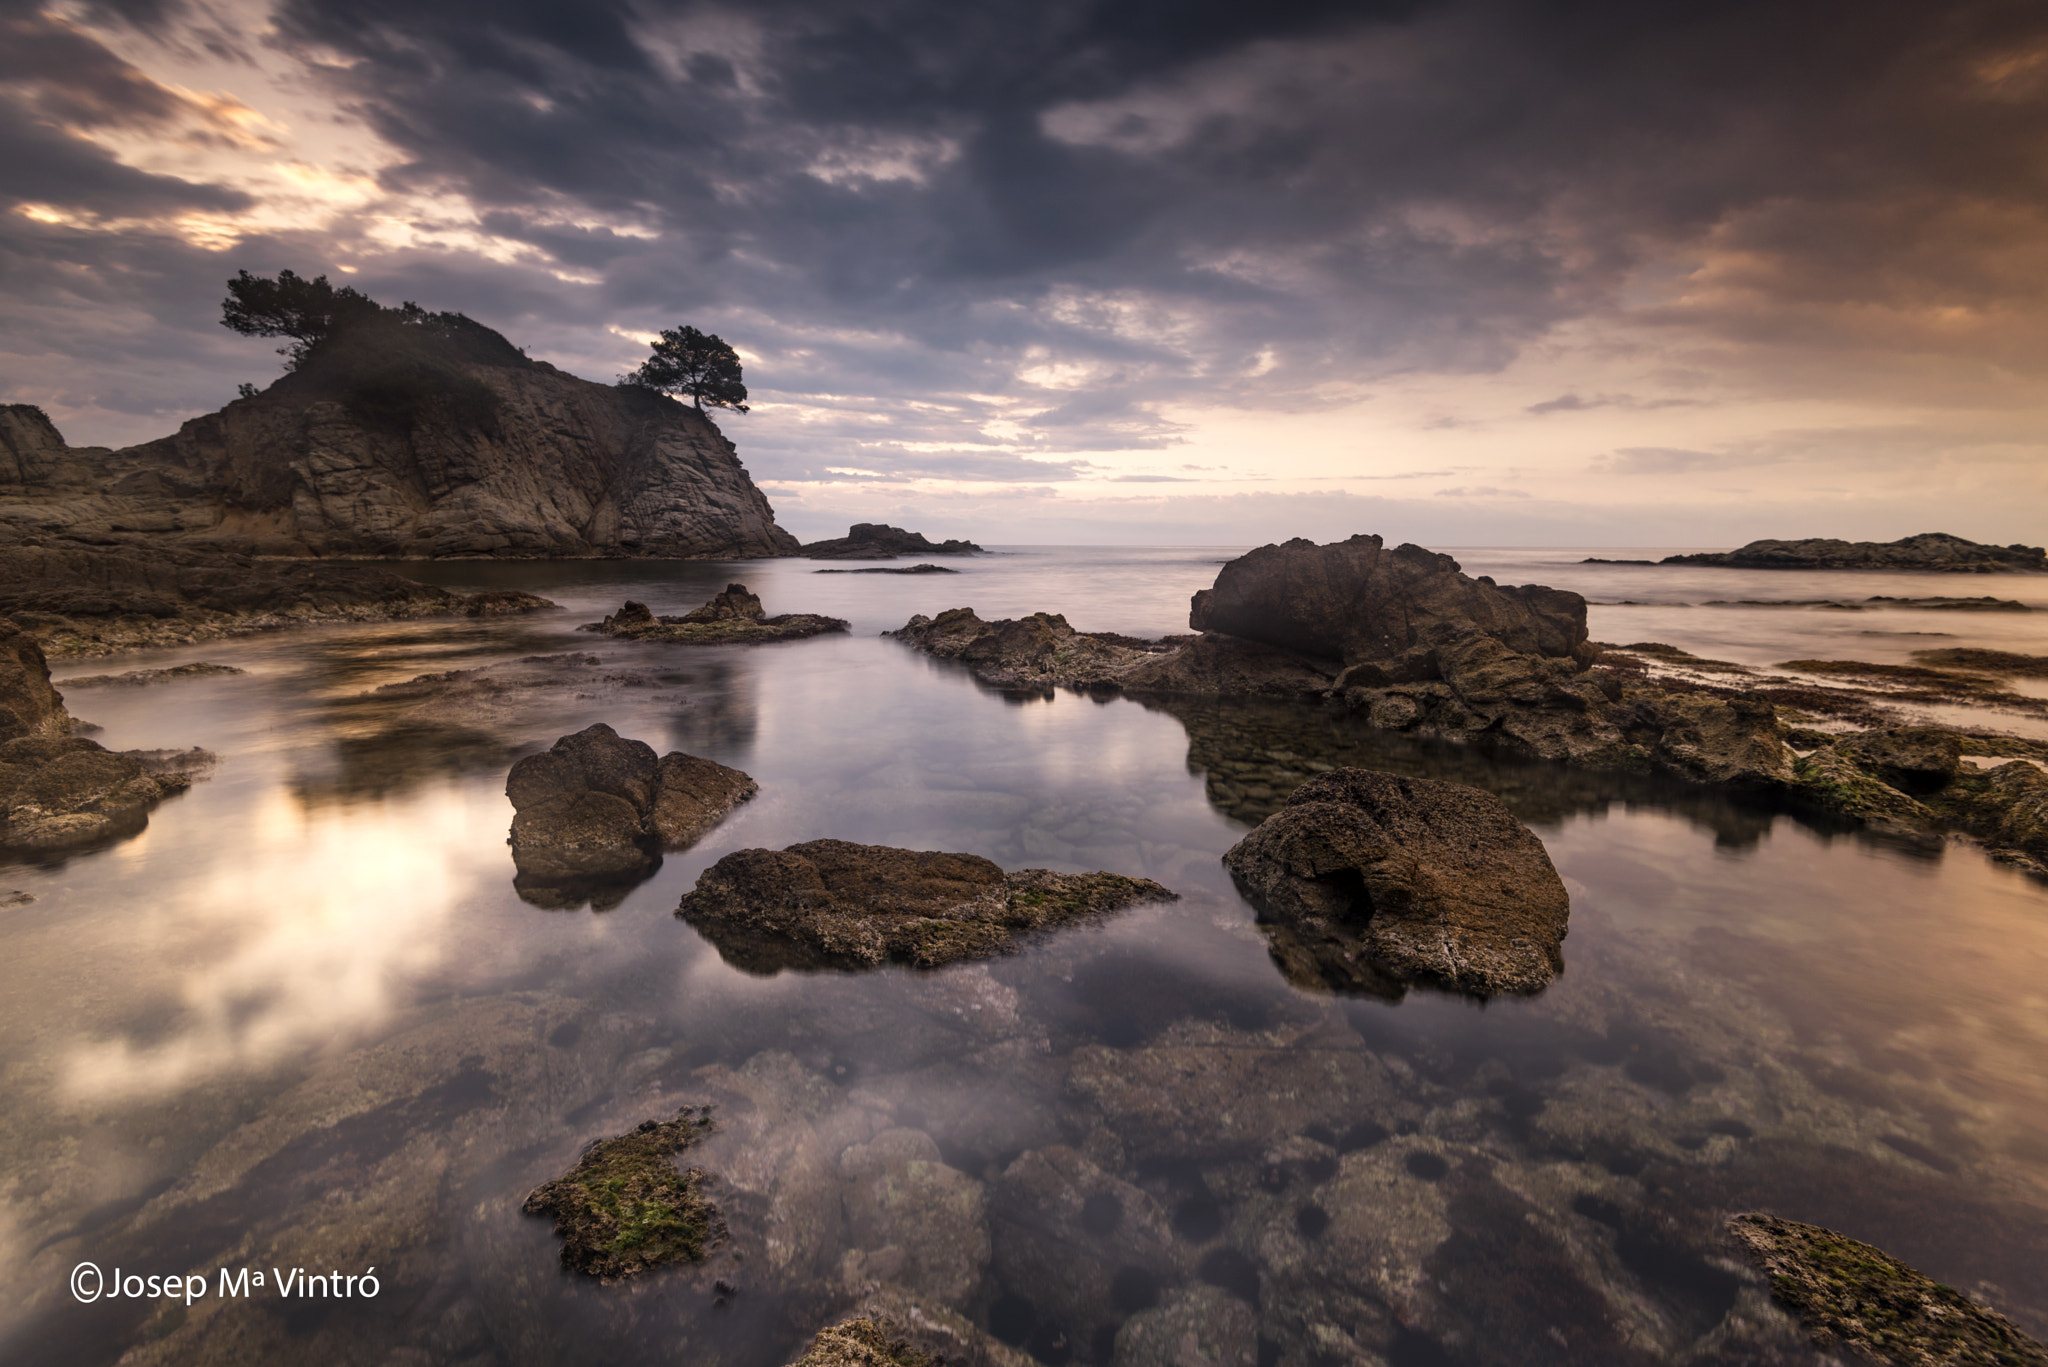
[1190,535,1593,670]
[0,535,555,657]
[1725,1213,2048,1365]
[0,616,68,741]
[837,1127,989,1305]
[675,839,1177,971]
[1120,632,1337,699]
[784,1317,935,1367]
[1791,747,1935,830]
[505,724,756,903]
[885,608,1175,691]
[521,1107,724,1281]
[1112,1286,1257,1367]
[1663,533,2047,573]
[1222,767,1571,997]
[1631,692,1795,788]
[814,564,959,575]
[1838,727,1963,793]
[589,585,849,644]
[0,320,799,559]
[54,662,245,688]
[801,524,982,559]
[1945,761,2048,874]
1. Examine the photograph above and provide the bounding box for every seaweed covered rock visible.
[506,723,755,904]
[1223,767,1570,997]
[784,1316,934,1367]
[589,585,848,644]
[1726,1213,2048,1365]
[676,839,1176,971]
[522,1108,724,1281]
[1837,727,1964,794]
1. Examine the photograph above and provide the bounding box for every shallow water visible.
[3,546,2045,1366]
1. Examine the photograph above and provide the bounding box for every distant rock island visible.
[0,314,796,559]
[1657,532,2045,573]
[800,523,982,559]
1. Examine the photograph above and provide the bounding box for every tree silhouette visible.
[219,270,381,368]
[623,326,749,413]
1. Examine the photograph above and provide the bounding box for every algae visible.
[785,1316,934,1367]
[521,1107,724,1280]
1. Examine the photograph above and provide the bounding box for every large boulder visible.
[1190,535,1593,671]
[1222,767,1570,997]
[676,839,1176,971]
[505,723,756,904]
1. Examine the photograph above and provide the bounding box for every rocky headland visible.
[1223,767,1572,999]
[1660,532,2046,573]
[676,839,1176,971]
[588,584,849,644]
[801,523,982,559]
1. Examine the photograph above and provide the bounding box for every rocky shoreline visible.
[1658,531,2046,573]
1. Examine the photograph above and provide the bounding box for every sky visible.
[3,0,2047,546]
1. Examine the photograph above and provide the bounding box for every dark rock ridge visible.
[0,533,553,657]
[0,617,203,853]
[55,662,245,688]
[0,323,798,559]
[522,1107,724,1281]
[1663,532,2047,573]
[506,723,756,907]
[675,838,1176,971]
[1223,767,1571,998]
[801,523,982,559]
[813,563,958,575]
[1726,1213,2048,1365]
[588,585,848,644]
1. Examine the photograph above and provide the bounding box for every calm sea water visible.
[2,546,2045,1366]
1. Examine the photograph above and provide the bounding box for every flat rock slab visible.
[1726,1213,2048,1366]
[522,1108,724,1281]
[676,838,1176,971]
[1223,766,1570,998]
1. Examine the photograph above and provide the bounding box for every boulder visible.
[801,524,982,559]
[1222,767,1571,997]
[588,584,848,644]
[675,839,1176,971]
[837,1127,990,1305]
[1837,727,1963,793]
[886,608,1177,691]
[505,724,756,903]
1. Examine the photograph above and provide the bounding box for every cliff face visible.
[0,347,800,559]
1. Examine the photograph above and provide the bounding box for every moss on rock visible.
[521,1107,723,1281]
[785,1316,934,1367]
[1727,1213,2048,1366]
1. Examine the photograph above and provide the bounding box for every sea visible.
[2,546,2044,1366]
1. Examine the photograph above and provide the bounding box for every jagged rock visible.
[1222,767,1571,997]
[886,608,1177,691]
[1837,727,1964,793]
[0,535,555,657]
[1664,533,2047,573]
[0,321,799,558]
[801,523,981,559]
[784,1317,934,1367]
[1726,1213,2048,1365]
[589,586,848,644]
[675,839,1176,971]
[521,1107,724,1281]
[1191,535,1594,670]
[1791,747,1935,830]
[0,616,67,741]
[50,662,245,688]
[1631,692,1795,787]
[505,723,755,903]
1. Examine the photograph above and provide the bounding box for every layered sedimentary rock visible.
[1663,532,2046,573]
[801,523,981,559]
[0,326,799,560]
[676,838,1175,971]
[589,585,849,644]
[1223,767,1571,998]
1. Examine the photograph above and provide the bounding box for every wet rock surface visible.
[506,722,756,906]
[784,1316,935,1366]
[676,838,1176,970]
[1727,1213,2048,1365]
[887,607,1179,691]
[521,1107,724,1281]
[589,585,849,644]
[1223,767,1572,998]
[1663,532,2048,573]
[0,534,556,657]
[50,662,245,688]
[801,523,982,559]
[1791,728,2048,877]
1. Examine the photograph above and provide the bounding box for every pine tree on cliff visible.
[219,269,382,367]
[622,326,750,414]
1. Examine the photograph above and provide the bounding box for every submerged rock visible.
[1664,532,2048,573]
[53,662,245,688]
[506,723,756,904]
[1726,1213,2048,1365]
[676,839,1176,971]
[801,523,982,559]
[522,1108,724,1281]
[1222,767,1570,997]
[588,585,849,644]
[784,1316,935,1367]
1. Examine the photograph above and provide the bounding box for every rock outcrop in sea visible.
[676,839,1175,971]
[1223,767,1572,998]
[801,523,982,559]
[588,585,850,644]
[0,319,798,559]
[1661,532,2046,573]
[506,723,756,907]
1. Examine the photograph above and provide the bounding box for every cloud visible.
[1594,446,1723,475]
[1433,485,1530,499]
